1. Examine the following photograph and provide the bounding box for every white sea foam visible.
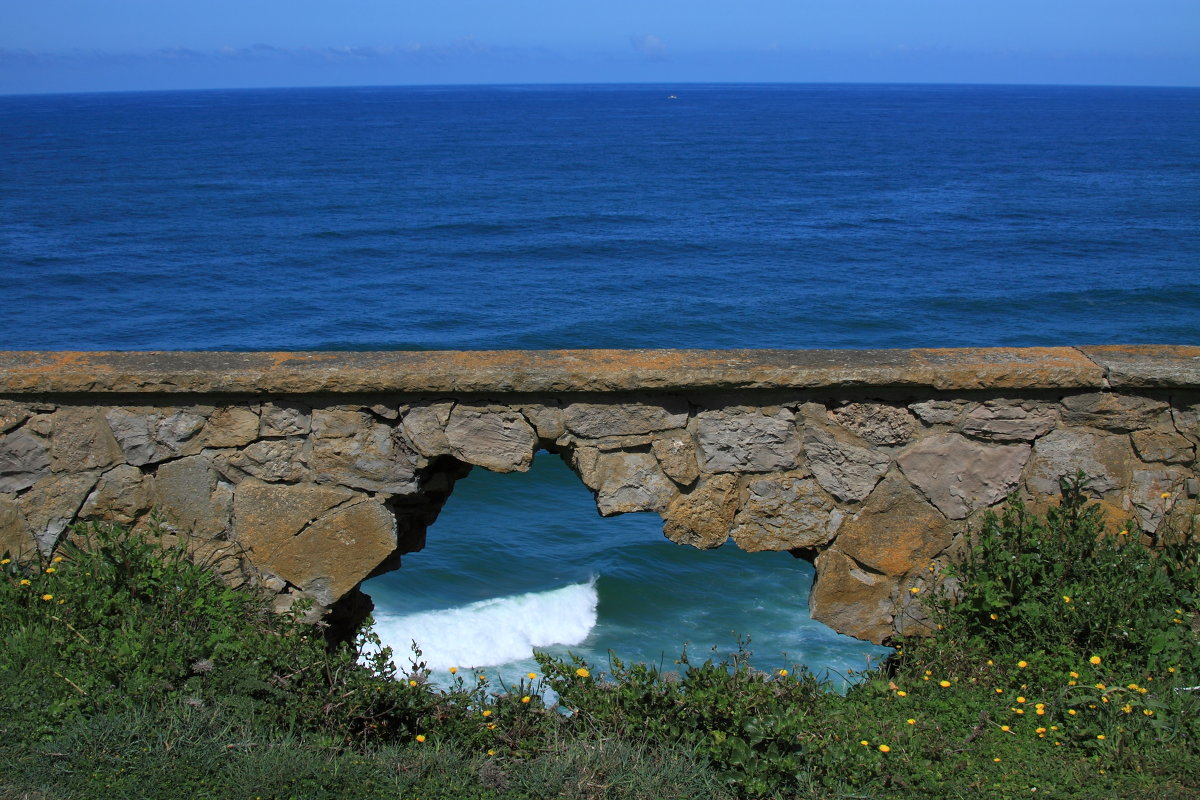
[372,578,598,671]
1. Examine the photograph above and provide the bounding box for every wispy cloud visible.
[629,34,667,60]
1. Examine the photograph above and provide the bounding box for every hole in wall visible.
[362,451,889,684]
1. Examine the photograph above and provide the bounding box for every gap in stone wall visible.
[361,450,891,683]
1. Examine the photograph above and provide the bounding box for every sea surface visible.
[2,83,1198,683]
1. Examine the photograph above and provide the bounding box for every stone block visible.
[960,401,1057,442]
[730,473,841,552]
[519,403,566,441]
[0,429,50,493]
[663,473,738,549]
[0,494,34,559]
[401,402,454,458]
[1131,429,1196,464]
[154,455,232,538]
[803,424,890,503]
[49,406,124,472]
[261,500,397,607]
[445,404,536,473]
[908,400,964,426]
[19,471,100,554]
[203,406,260,447]
[309,424,422,493]
[1025,428,1133,497]
[570,447,677,515]
[259,401,311,436]
[105,408,206,466]
[695,408,800,473]
[233,479,357,559]
[219,438,309,484]
[652,432,700,486]
[311,408,371,439]
[832,477,951,577]
[0,400,32,435]
[829,402,916,445]
[79,464,155,524]
[809,549,896,644]
[564,399,689,439]
[898,433,1030,519]
[1060,393,1169,432]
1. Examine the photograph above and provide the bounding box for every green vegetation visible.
[2,475,1198,799]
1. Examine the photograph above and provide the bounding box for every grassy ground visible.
[2,476,1197,799]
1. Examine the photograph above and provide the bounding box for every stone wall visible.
[1,346,1197,643]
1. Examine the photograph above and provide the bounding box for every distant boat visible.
[667,95,678,100]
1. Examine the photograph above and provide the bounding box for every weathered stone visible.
[1129,468,1193,533]
[695,408,800,473]
[154,455,232,537]
[25,413,53,436]
[0,400,32,434]
[898,433,1030,519]
[220,438,308,483]
[1060,393,1169,432]
[19,471,100,553]
[1131,429,1195,464]
[259,401,311,436]
[105,408,206,466]
[309,424,422,493]
[803,423,889,503]
[961,402,1057,442]
[1079,345,1200,388]
[580,433,658,452]
[1025,428,1133,497]
[445,404,536,473]
[809,549,896,644]
[0,429,50,492]
[829,402,916,445]
[48,406,123,472]
[832,477,951,576]
[311,408,371,439]
[203,406,260,447]
[652,432,700,486]
[0,494,34,559]
[369,403,399,420]
[520,404,566,441]
[401,402,454,458]
[1173,403,1200,440]
[261,500,397,606]
[79,465,155,524]
[908,400,964,426]
[570,447,677,515]
[565,399,689,439]
[730,473,841,552]
[663,473,739,549]
[233,479,357,558]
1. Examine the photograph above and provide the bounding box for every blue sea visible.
[2,83,1198,683]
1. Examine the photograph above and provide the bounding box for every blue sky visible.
[2,1,1198,94]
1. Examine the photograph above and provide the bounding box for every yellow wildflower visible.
[1062,596,1071,603]
[1118,529,1128,536]
[907,718,916,725]
[487,749,496,756]
[19,579,30,586]
[52,556,63,563]
[909,587,920,594]
[1017,660,1028,669]
[859,740,869,747]
[527,672,537,680]
[1122,704,1133,714]
[45,567,55,574]
[409,680,417,687]
[1160,492,1171,499]
[896,690,907,697]
[989,613,998,620]
[1144,709,1154,716]
[1016,697,1026,704]
[41,593,53,601]
[1090,655,1102,665]
[1097,734,1106,740]
[878,744,890,753]
[521,696,531,704]
[486,723,497,730]
[1069,671,1079,678]
[1036,727,1047,734]
[449,667,458,674]
[993,757,1002,763]
[939,680,951,688]
[575,667,590,678]
[1000,725,1010,732]
[415,734,426,743]
[482,710,492,718]
[0,558,9,565]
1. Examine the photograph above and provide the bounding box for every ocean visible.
[2,83,1198,683]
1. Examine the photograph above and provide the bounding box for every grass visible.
[1,474,1197,798]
